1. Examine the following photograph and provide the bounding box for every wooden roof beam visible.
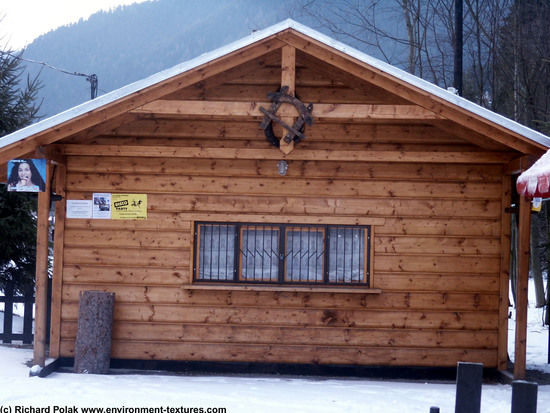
[297,52,410,105]
[60,144,516,164]
[503,155,538,175]
[0,38,287,165]
[435,120,512,152]
[131,100,443,122]
[164,50,282,100]
[64,113,140,143]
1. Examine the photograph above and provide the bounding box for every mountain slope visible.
[22,0,291,117]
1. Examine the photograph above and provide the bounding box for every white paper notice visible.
[93,193,111,219]
[66,200,93,219]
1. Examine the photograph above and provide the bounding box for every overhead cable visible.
[1,50,98,99]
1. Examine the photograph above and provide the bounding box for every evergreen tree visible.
[0,50,42,135]
[0,48,43,293]
[0,190,39,293]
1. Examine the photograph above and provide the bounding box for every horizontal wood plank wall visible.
[57,57,506,368]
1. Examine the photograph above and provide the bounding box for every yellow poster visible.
[111,194,147,219]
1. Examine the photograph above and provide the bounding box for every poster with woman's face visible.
[6,159,47,192]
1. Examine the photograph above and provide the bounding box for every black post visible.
[430,407,440,413]
[454,0,464,96]
[455,362,483,413]
[23,283,34,344]
[87,74,98,100]
[511,381,538,413]
[46,277,52,344]
[2,283,14,344]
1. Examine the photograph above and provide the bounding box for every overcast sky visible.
[1,0,151,50]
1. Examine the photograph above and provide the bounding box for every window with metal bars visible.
[194,222,371,285]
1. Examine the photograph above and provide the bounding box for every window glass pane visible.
[328,227,365,283]
[197,224,236,280]
[195,222,369,285]
[285,227,324,282]
[240,226,279,281]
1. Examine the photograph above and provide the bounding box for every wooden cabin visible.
[1,20,548,378]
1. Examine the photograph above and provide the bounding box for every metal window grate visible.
[328,226,365,283]
[240,226,279,282]
[196,223,236,280]
[285,227,324,282]
[194,222,370,285]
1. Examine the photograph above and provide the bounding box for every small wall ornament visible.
[259,86,314,153]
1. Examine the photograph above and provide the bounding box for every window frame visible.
[239,224,280,282]
[284,226,325,283]
[193,221,371,286]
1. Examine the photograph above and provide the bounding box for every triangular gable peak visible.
[1,19,549,168]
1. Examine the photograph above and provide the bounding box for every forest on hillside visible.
[20,0,292,117]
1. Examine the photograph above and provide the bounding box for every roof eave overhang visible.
[277,25,550,154]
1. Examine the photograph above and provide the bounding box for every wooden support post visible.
[279,45,296,155]
[511,381,538,413]
[498,174,512,370]
[74,290,115,374]
[454,362,483,413]
[48,162,66,358]
[33,161,52,367]
[514,195,531,379]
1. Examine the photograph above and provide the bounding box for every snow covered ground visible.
[1,282,550,412]
[509,294,550,375]
[0,304,25,335]
[3,346,549,413]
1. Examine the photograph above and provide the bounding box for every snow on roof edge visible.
[284,20,550,149]
[1,18,549,152]
[0,20,295,150]
[517,149,550,196]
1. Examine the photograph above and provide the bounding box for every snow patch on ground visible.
[0,311,25,335]
[1,281,550,412]
[509,279,550,375]
[0,347,544,413]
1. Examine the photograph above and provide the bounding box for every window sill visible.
[181,284,382,294]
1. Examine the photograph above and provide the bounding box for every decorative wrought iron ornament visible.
[259,86,314,148]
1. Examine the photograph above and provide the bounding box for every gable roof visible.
[1,18,549,165]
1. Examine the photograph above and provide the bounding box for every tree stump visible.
[73,290,115,374]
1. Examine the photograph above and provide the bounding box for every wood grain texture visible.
[58,151,504,367]
[49,33,519,369]
[59,339,498,367]
[33,162,52,366]
[61,322,498,349]
[49,163,67,359]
